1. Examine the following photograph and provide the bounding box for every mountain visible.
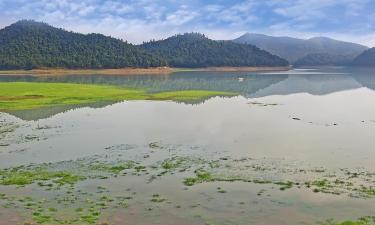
[352,48,375,67]
[233,33,368,64]
[140,33,289,68]
[294,53,354,67]
[0,20,166,69]
[0,21,289,70]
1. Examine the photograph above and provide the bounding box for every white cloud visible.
[0,0,373,47]
[165,7,199,25]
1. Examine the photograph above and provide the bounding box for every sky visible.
[0,0,374,47]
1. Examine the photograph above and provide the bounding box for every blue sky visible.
[0,0,374,46]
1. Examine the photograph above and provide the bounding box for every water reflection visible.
[1,67,375,120]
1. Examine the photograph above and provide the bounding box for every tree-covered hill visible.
[352,48,375,67]
[0,20,166,69]
[140,33,289,68]
[294,53,354,67]
[0,21,289,69]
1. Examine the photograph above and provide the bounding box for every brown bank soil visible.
[0,66,291,76]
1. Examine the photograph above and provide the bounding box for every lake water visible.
[0,67,374,225]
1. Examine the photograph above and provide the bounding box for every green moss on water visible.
[108,162,136,174]
[33,213,52,224]
[0,167,84,186]
[274,181,294,190]
[358,186,375,197]
[0,151,373,224]
[150,194,166,203]
[322,216,375,225]
[161,157,186,170]
[80,209,101,224]
[183,170,214,186]
[0,82,237,111]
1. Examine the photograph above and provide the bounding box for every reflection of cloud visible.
[0,0,373,47]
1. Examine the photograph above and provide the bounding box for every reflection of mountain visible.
[7,101,117,121]
[347,67,375,90]
[250,73,362,98]
[2,67,375,120]
[0,72,288,95]
[0,72,288,120]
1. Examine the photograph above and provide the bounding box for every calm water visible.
[0,67,374,224]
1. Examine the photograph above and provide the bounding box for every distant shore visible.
[0,66,291,76]
[181,66,292,72]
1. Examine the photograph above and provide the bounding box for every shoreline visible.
[178,66,292,73]
[0,66,291,76]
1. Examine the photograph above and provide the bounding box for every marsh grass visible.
[0,82,236,111]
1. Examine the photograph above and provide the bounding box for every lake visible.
[0,67,374,225]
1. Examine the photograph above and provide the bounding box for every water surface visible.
[0,67,374,225]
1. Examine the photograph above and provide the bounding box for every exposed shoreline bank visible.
[0,66,291,76]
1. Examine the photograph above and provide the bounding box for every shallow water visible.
[0,67,374,224]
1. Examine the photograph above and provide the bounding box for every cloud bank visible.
[0,0,374,46]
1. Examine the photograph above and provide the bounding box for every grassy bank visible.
[0,82,236,111]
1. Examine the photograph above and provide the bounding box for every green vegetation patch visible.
[0,82,236,111]
[179,157,374,198]
[0,159,143,187]
[0,166,84,186]
[322,216,375,225]
[184,170,214,186]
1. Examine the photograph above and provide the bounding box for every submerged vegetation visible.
[0,82,236,111]
[321,216,375,225]
[0,167,83,186]
[0,139,374,224]
[1,68,374,224]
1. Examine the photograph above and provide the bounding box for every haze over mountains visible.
[233,33,369,66]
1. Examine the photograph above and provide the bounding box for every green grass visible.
[0,82,236,111]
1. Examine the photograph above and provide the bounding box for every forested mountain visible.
[294,53,354,67]
[140,33,289,68]
[233,33,368,64]
[352,48,375,67]
[0,21,289,70]
[0,20,166,69]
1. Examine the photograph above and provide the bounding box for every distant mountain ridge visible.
[352,48,375,67]
[140,33,289,68]
[233,33,368,65]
